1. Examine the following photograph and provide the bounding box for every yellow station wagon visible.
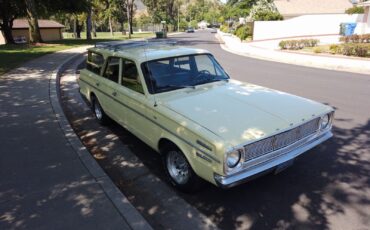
[78,41,334,192]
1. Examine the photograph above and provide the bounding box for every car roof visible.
[88,41,210,63]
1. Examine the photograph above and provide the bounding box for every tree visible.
[249,0,283,21]
[142,0,177,25]
[126,0,135,35]
[25,0,43,43]
[0,0,26,44]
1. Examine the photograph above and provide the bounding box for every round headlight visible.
[227,150,241,168]
[320,114,330,129]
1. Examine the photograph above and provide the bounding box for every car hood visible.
[160,80,332,147]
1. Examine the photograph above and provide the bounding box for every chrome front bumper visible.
[214,130,333,188]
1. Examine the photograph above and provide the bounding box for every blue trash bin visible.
[344,23,357,36]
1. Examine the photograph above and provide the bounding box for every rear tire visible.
[162,145,203,193]
[91,96,109,125]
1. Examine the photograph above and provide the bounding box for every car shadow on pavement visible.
[179,119,370,229]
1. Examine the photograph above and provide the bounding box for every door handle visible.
[95,82,100,87]
[112,92,117,96]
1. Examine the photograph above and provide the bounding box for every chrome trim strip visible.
[80,78,221,163]
[196,152,212,163]
[196,140,213,151]
[214,130,333,188]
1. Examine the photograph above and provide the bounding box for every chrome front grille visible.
[244,118,320,161]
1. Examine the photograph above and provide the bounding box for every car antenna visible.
[143,39,158,107]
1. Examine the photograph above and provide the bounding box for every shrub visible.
[340,34,370,44]
[279,40,287,49]
[233,24,252,41]
[345,6,365,14]
[342,44,355,56]
[313,47,323,53]
[354,44,370,57]
[279,39,319,50]
[220,25,229,33]
[329,44,341,54]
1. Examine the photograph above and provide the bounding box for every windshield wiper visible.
[160,84,196,90]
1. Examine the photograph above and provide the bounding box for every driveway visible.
[61,30,370,230]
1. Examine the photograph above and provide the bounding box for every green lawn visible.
[0,32,154,76]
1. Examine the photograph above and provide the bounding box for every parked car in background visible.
[186,27,195,33]
[78,41,334,192]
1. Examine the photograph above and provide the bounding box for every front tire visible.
[92,96,109,125]
[163,146,203,193]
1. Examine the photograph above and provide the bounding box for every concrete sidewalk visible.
[0,47,151,230]
[217,31,370,75]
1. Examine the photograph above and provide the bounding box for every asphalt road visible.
[61,30,370,230]
[172,30,370,229]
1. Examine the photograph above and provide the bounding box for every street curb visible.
[216,33,370,75]
[48,47,153,230]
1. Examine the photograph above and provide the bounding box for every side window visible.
[174,56,190,71]
[86,52,104,75]
[103,57,120,83]
[121,59,144,94]
[194,55,218,76]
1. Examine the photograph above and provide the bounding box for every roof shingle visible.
[12,19,64,29]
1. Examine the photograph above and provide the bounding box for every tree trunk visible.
[1,18,15,44]
[73,17,77,38]
[92,20,97,37]
[126,1,131,38]
[86,6,92,40]
[92,10,97,37]
[76,17,81,38]
[109,15,114,37]
[25,0,43,43]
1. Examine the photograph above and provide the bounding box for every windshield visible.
[142,54,229,94]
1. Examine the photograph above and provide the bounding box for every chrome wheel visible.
[166,150,190,185]
[94,100,103,120]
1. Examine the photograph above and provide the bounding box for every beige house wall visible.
[12,29,30,41]
[0,31,5,45]
[0,28,62,44]
[40,28,62,41]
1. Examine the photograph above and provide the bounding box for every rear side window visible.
[87,52,104,75]
[121,59,144,94]
[103,57,120,83]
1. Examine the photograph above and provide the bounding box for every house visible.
[198,21,209,29]
[357,0,370,34]
[274,0,353,19]
[0,19,64,44]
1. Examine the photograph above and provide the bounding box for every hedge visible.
[340,34,370,43]
[345,6,365,14]
[279,39,319,50]
[330,43,370,57]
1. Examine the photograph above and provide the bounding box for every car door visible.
[114,58,156,146]
[81,51,105,100]
[98,56,121,122]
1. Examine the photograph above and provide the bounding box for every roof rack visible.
[94,39,177,51]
